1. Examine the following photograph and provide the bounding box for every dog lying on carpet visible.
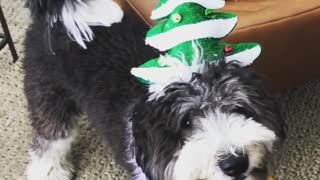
[24,0,285,180]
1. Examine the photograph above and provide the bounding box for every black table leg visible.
[0,5,18,63]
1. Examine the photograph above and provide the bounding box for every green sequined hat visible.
[146,3,238,51]
[131,1,262,85]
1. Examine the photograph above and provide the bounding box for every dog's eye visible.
[182,120,191,128]
[181,114,192,129]
[234,106,245,114]
[233,106,253,118]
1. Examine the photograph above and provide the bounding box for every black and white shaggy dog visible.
[24,0,285,180]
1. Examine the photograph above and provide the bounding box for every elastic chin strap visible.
[126,113,149,180]
[131,166,148,180]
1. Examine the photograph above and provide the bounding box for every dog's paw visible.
[26,154,74,180]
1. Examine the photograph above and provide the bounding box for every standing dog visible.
[24,0,285,180]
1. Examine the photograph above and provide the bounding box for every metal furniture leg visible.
[0,5,18,62]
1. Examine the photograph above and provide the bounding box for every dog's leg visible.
[25,84,80,180]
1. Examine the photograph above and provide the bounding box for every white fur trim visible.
[146,18,238,51]
[132,41,204,100]
[131,67,184,84]
[151,0,225,20]
[26,136,75,180]
[131,56,189,83]
[132,63,197,100]
[52,0,123,49]
[225,45,262,66]
[168,110,276,180]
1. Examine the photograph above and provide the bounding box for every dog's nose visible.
[218,153,249,177]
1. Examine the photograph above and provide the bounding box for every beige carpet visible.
[0,0,320,179]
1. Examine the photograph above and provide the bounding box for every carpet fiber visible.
[0,0,319,179]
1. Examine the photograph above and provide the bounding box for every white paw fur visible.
[27,136,75,180]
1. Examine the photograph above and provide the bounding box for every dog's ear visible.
[232,65,286,140]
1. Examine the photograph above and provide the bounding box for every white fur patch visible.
[167,110,276,180]
[26,136,75,180]
[51,0,123,49]
[145,18,238,51]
